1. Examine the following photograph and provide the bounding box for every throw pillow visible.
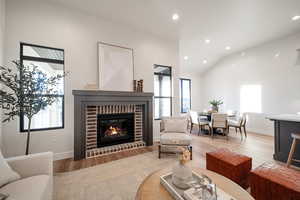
[0,150,20,188]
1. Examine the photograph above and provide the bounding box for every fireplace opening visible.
[97,113,135,147]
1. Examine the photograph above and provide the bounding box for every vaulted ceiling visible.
[46,0,300,73]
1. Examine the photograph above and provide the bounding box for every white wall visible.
[0,0,5,150]
[3,0,180,159]
[201,32,300,135]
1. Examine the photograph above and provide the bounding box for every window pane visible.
[154,98,171,119]
[23,60,64,95]
[240,85,262,113]
[181,79,191,113]
[23,97,63,130]
[154,75,171,97]
[23,45,64,61]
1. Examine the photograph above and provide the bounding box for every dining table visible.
[198,112,236,122]
[197,112,236,135]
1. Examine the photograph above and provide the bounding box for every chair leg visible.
[210,127,214,139]
[287,138,297,167]
[243,126,247,138]
[198,125,201,136]
[235,127,237,134]
[225,128,229,140]
[239,127,242,135]
[158,145,161,159]
[189,146,193,160]
[239,128,243,141]
[190,124,193,134]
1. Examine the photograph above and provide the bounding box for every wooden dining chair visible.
[228,114,248,140]
[189,111,209,135]
[209,113,228,139]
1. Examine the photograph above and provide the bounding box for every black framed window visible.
[154,65,172,120]
[180,78,191,113]
[20,43,65,132]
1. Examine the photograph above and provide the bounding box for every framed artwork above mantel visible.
[98,42,134,91]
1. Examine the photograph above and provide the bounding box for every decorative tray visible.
[160,172,200,200]
[160,171,236,200]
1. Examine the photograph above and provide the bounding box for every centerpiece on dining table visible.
[209,99,223,112]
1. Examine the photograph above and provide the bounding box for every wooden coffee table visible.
[135,167,254,200]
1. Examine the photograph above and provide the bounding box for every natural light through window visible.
[240,85,262,113]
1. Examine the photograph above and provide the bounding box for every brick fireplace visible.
[72,90,153,160]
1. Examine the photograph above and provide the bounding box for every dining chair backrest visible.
[189,111,199,124]
[211,113,227,128]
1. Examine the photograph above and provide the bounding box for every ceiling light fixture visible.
[184,56,189,60]
[172,13,179,21]
[292,15,300,21]
[203,59,208,64]
[225,46,231,50]
[205,39,211,44]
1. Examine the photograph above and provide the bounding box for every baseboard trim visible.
[54,151,73,161]
[247,128,273,136]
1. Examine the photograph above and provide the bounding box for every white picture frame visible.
[98,42,134,91]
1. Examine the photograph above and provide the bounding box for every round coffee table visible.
[135,167,254,200]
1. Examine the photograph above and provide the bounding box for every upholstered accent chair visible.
[159,117,192,159]
[189,110,209,135]
[209,113,228,139]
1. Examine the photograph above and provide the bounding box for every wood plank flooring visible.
[54,130,275,174]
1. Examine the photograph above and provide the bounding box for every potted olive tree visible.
[0,61,66,155]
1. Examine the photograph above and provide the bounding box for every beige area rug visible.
[54,151,204,200]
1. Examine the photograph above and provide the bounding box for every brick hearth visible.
[85,104,145,158]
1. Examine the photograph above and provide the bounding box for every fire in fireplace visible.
[97,113,135,147]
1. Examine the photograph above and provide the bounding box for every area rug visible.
[54,151,200,200]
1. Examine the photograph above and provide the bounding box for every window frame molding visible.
[180,78,191,113]
[154,64,172,120]
[19,42,65,132]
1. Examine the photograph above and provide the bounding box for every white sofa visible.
[0,152,53,200]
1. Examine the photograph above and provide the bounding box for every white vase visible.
[172,162,193,189]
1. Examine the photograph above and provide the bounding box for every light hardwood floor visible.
[54,130,275,174]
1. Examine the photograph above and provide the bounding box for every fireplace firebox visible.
[97,113,135,147]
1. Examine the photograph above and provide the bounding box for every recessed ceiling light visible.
[292,15,300,21]
[275,52,280,58]
[225,46,231,50]
[203,59,208,64]
[184,56,189,60]
[172,13,179,21]
[205,39,211,44]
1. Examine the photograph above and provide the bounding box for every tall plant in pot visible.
[209,99,223,112]
[0,61,66,155]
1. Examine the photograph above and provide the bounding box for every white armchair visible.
[159,117,192,159]
[0,152,53,200]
